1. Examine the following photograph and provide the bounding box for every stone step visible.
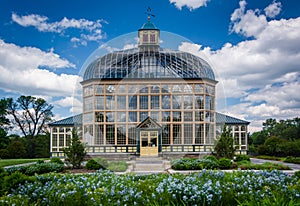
[134,163,164,172]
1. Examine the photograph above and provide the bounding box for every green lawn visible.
[0,158,49,167]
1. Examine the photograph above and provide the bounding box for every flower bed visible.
[0,170,299,205]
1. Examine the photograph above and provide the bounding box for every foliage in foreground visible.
[171,155,291,171]
[63,129,86,169]
[0,170,299,206]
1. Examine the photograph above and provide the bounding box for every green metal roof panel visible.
[49,113,249,127]
[139,21,158,30]
[48,114,82,126]
[216,112,250,125]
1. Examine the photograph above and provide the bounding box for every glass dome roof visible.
[83,47,215,81]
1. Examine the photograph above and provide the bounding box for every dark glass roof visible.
[216,113,250,125]
[83,48,215,81]
[49,113,249,127]
[48,114,82,126]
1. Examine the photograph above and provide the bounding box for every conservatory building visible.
[49,19,250,158]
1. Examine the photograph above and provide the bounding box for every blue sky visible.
[0,0,300,132]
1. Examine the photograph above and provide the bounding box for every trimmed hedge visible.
[5,163,65,176]
[284,156,300,164]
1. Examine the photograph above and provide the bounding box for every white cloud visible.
[53,96,82,113]
[0,39,80,97]
[178,1,300,132]
[12,13,106,46]
[230,1,267,37]
[169,0,209,10]
[264,1,282,18]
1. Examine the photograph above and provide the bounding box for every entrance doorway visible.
[140,131,158,156]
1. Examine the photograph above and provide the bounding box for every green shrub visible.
[0,149,9,159]
[284,156,300,164]
[5,163,65,176]
[200,158,219,169]
[86,159,102,170]
[171,157,220,170]
[218,158,232,169]
[94,158,108,169]
[36,160,45,164]
[235,155,250,162]
[50,157,64,165]
[107,161,128,172]
[294,171,300,178]
[204,155,219,163]
[1,172,35,195]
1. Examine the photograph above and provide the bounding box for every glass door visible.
[140,131,158,156]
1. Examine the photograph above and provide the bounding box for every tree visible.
[0,99,10,149]
[7,139,26,158]
[6,96,53,138]
[214,126,235,159]
[63,129,86,169]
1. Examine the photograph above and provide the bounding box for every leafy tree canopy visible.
[6,95,53,138]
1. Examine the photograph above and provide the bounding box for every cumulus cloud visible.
[169,0,210,10]
[53,96,82,113]
[264,1,282,18]
[179,1,300,132]
[0,39,80,97]
[12,13,106,46]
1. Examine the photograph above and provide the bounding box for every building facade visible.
[49,19,250,157]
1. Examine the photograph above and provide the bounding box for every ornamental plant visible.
[63,129,86,169]
[214,126,235,159]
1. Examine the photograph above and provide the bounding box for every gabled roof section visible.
[48,114,82,127]
[137,116,162,129]
[48,113,250,127]
[216,112,250,125]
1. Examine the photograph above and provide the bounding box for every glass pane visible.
[161,84,170,93]
[150,111,160,121]
[140,96,148,109]
[95,112,105,122]
[151,85,160,93]
[151,96,160,109]
[162,111,170,122]
[184,95,193,109]
[95,85,104,94]
[184,124,193,144]
[84,97,93,111]
[128,85,138,93]
[129,95,137,109]
[172,95,182,109]
[106,112,115,122]
[206,85,214,95]
[106,96,115,110]
[117,112,126,122]
[106,124,115,145]
[172,84,182,93]
[195,95,204,109]
[173,124,182,144]
[195,84,204,93]
[139,112,148,121]
[184,85,193,93]
[117,124,126,145]
[173,111,181,122]
[162,95,170,109]
[140,86,148,93]
[184,112,193,121]
[117,85,126,93]
[95,96,104,110]
[129,112,137,122]
[117,96,126,109]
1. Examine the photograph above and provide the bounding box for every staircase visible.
[133,156,169,174]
